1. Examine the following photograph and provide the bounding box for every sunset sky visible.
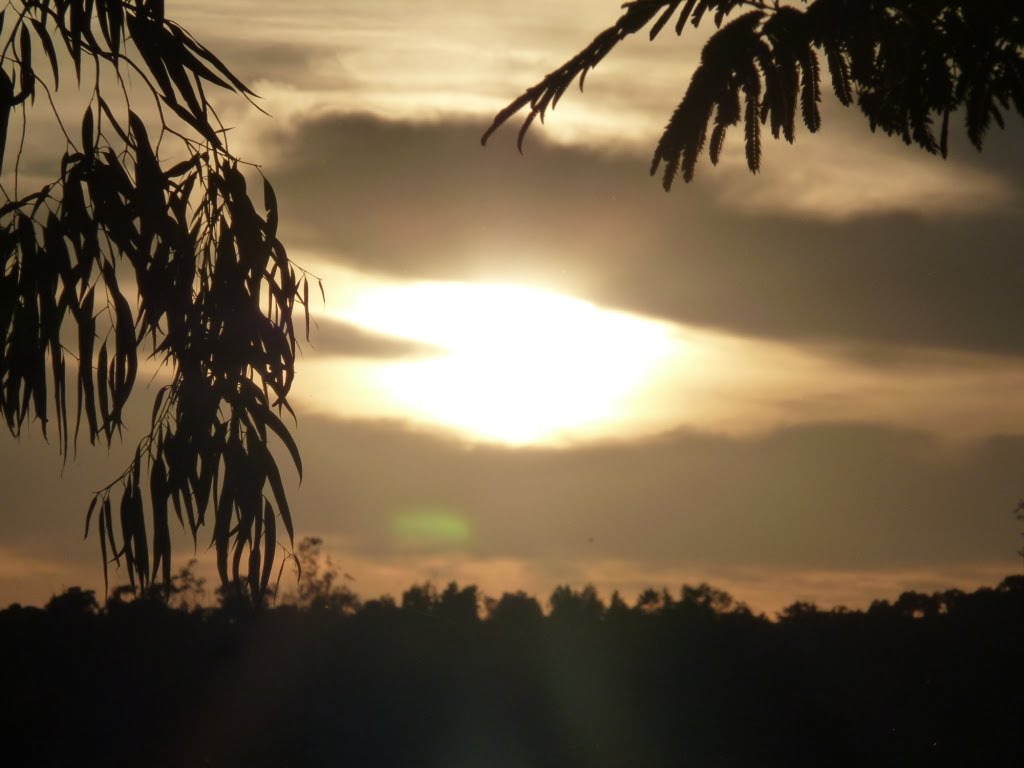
[2,0,1023,613]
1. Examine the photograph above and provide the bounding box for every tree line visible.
[3,556,1021,767]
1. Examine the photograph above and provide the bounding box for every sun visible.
[336,281,676,444]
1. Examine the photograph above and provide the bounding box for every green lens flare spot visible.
[392,510,470,545]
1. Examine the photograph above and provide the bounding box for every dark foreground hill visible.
[1,577,1021,767]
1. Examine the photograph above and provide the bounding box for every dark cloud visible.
[0,390,155,551]
[3,408,1019,605]
[264,113,1024,359]
[312,317,439,358]
[292,417,1023,572]
[199,38,329,91]
[944,114,1024,185]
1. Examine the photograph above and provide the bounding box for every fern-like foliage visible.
[0,0,316,602]
[484,0,1024,186]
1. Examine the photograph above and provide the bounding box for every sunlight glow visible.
[336,281,676,444]
[297,260,1024,445]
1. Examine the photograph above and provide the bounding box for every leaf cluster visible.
[484,0,1024,185]
[0,1,315,602]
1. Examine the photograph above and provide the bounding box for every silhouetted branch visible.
[486,0,1024,185]
[1,1,317,600]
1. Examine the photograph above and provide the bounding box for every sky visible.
[1,0,1023,613]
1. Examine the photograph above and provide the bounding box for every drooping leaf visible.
[76,289,98,443]
[19,24,33,101]
[263,177,278,238]
[261,500,276,596]
[119,484,137,590]
[825,42,852,107]
[84,495,99,539]
[96,340,110,442]
[150,458,171,587]
[0,70,14,175]
[799,48,822,132]
[744,79,762,173]
[81,107,94,155]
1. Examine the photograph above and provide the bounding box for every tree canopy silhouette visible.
[484,0,1024,186]
[0,0,315,600]
[4,575,1022,766]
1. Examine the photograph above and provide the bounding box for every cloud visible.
[3,410,1020,610]
[175,0,1021,221]
[260,113,1024,360]
[311,317,440,358]
[290,418,1024,573]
